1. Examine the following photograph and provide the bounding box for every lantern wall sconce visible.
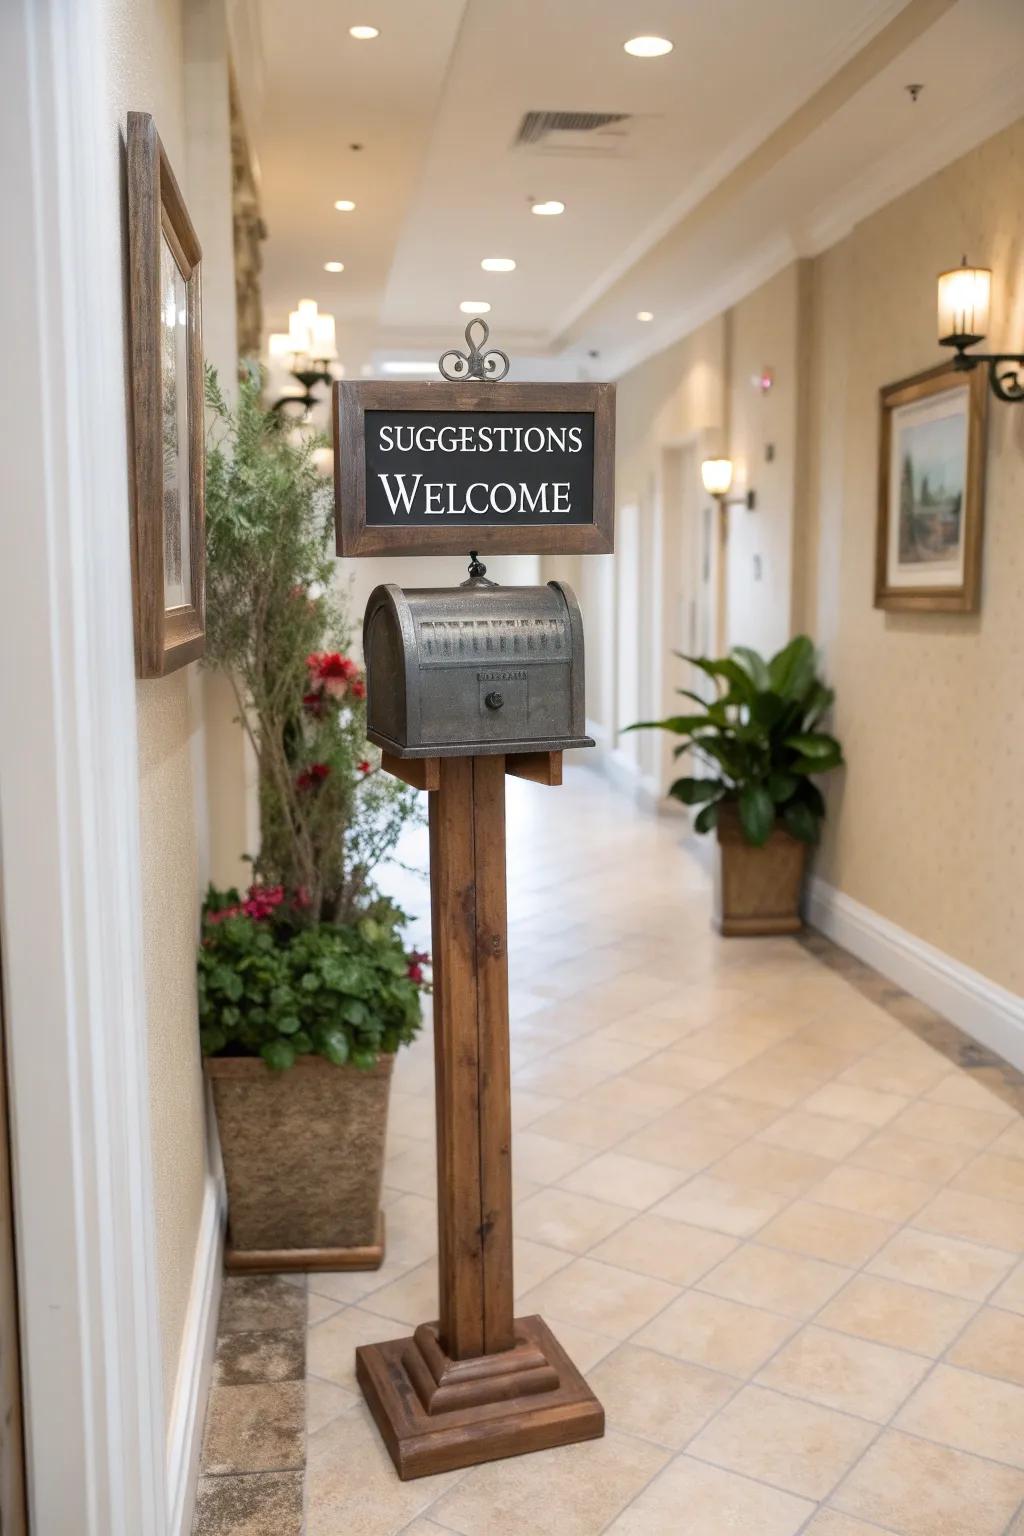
[268,299,339,418]
[937,257,1024,403]
[701,458,756,509]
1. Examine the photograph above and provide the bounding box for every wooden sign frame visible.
[334,379,615,558]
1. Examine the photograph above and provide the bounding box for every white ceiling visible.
[241,0,1024,386]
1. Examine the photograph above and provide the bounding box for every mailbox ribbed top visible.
[402,584,572,667]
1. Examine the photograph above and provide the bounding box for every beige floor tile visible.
[306,1307,396,1391]
[589,1214,737,1286]
[548,1317,618,1372]
[688,1383,876,1499]
[810,1163,933,1223]
[913,1187,1024,1252]
[756,1324,930,1420]
[994,1259,1024,1313]
[837,1052,952,1097]
[895,1364,1024,1467]
[868,1227,1015,1300]
[517,1256,679,1337]
[802,1082,910,1127]
[926,1070,1017,1113]
[833,1428,1024,1536]
[595,1012,700,1049]
[578,1074,691,1121]
[756,1038,862,1080]
[715,1061,823,1108]
[698,1242,850,1318]
[993,1117,1024,1160]
[625,1051,734,1094]
[383,1146,440,1198]
[510,1088,564,1129]
[888,1099,1013,1151]
[632,1289,798,1376]
[513,1131,592,1185]
[430,1428,668,1536]
[652,1174,787,1236]
[803,1513,893,1535]
[515,1187,632,1254]
[707,1141,834,1199]
[947,1306,1024,1386]
[674,1090,784,1139]
[558,1150,685,1209]
[588,1343,735,1448]
[604,1454,814,1536]
[306,1404,463,1536]
[758,1109,872,1161]
[306,1376,357,1435]
[512,1236,576,1296]
[758,1201,895,1267]
[952,1152,1024,1206]
[850,1131,972,1185]
[306,1292,344,1326]
[360,1258,437,1325]
[615,1118,741,1173]
[817,1274,975,1357]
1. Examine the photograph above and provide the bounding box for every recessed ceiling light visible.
[334,200,356,212]
[636,310,654,322]
[460,300,491,314]
[324,261,345,273]
[531,200,565,216]
[349,24,379,39]
[481,258,516,273]
[624,35,673,57]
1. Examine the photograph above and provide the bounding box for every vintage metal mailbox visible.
[363,573,593,759]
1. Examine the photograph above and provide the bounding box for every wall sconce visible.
[268,298,339,418]
[701,458,756,509]
[937,257,1023,403]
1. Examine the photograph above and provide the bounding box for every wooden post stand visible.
[356,752,604,1480]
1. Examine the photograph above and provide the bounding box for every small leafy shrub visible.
[199,885,428,1070]
[629,635,843,847]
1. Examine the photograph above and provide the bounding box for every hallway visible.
[198,768,1024,1535]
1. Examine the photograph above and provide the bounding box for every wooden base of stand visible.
[356,1314,604,1480]
[224,1213,385,1274]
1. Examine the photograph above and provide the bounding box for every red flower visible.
[206,903,243,925]
[242,884,286,920]
[302,691,325,717]
[305,652,362,702]
[357,759,372,775]
[296,762,331,791]
[350,679,366,700]
[407,949,430,983]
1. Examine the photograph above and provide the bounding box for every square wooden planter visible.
[714,802,808,936]
[204,1052,393,1273]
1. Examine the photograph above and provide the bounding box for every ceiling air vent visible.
[513,110,634,158]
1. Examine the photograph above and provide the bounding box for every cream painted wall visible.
[810,117,1024,995]
[105,0,236,1426]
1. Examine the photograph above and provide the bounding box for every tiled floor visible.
[195,765,1024,1536]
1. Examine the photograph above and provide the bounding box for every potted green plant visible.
[629,635,843,935]
[199,369,426,1271]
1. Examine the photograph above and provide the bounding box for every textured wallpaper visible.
[810,118,1024,994]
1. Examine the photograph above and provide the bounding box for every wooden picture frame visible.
[126,111,205,676]
[875,361,987,614]
[334,380,615,558]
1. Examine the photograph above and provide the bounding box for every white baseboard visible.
[166,1173,226,1536]
[805,876,1024,1073]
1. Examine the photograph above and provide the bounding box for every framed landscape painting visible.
[126,111,205,676]
[875,362,987,613]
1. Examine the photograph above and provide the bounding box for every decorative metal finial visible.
[439,319,510,383]
[462,551,496,588]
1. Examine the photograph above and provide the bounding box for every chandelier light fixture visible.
[268,299,339,418]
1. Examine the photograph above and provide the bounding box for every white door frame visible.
[0,0,167,1530]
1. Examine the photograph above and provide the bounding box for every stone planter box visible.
[205,1052,393,1273]
[714,802,808,936]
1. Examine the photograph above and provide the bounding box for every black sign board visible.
[334,381,614,557]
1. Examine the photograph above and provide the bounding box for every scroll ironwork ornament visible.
[438,318,510,383]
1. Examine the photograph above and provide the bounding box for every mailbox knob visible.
[484,691,504,711]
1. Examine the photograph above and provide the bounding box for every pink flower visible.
[242,884,286,920]
[407,949,430,983]
[206,903,243,925]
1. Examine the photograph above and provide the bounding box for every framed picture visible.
[126,111,205,676]
[875,361,987,613]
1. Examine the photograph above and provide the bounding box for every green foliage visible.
[198,887,426,1070]
[627,635,843,848]
[202,366,420,924]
